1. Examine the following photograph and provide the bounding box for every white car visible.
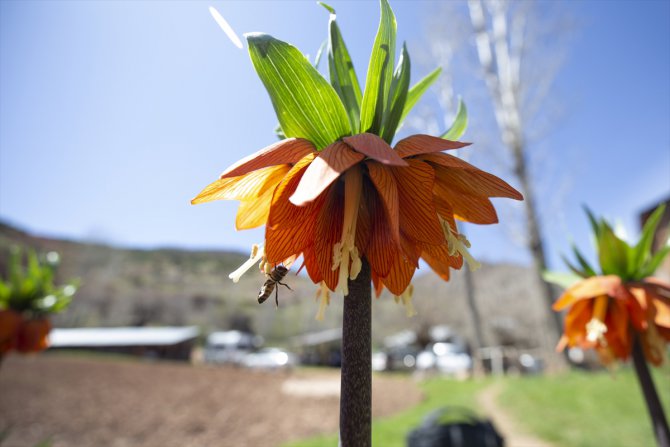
[242,348,298,370]
[416,342,472,375]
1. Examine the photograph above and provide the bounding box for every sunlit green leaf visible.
[561,254,590,278]
[246,33,351,150]
[542,270,582,289]
[359,0,396,135]
[640,245,670,278]
[441,98,468,140]
[317,1,335,14]
[598,221,630,277]
[632,204,666,276]
[400,66,441,125]
[381,42,410,143]
[583,206,601,239]
[274,124,286,140]
[571,244,597,277]
[321,4,362,133]
[314,40,327,69]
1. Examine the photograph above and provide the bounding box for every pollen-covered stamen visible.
[315,282,331,321]
[332,166,363,296]
[586,295,609,344]
[229,244,264,283]
[439,217,481,271]
[393,284,417,317]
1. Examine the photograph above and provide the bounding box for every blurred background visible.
[1,1,669,447]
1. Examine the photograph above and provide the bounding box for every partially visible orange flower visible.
[193,133,522,309]
[0,309,22,354]
[16,318,52,354]
[553,275,670,365]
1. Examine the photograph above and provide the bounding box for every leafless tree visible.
[419,0,574,368]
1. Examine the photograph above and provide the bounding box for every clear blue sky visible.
[1,0,668,271]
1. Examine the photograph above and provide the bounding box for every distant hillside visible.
[0,221,554,348]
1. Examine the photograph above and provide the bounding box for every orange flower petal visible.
[553,292,580,311]
[563,299,593,345]
[426,155,522,200]
[394,134,471,158]
[382,250,416,296]
[421,244,455,281]
[632,281,670,328]
[641,277,670,292]
[568,275,622,299]
[623,287,649,332]
[604,304,632,361]
[652,293,670,328]
[265,157,323,263]
[372,271,384,298]
[365,190,399,278]
[314,184,344,291]
[609,299,631,351]
[344,133,408,167]
[392,160,444,245]
[433,177,499,225]
[265,221,317,264]
[400,231,421,268]
[192,165,290,204]
[302,245,323,285]
[366,161,400,245]
[553,276,626,311]
[432,196,458,229]
[575,276,622,299]
[354,180,374,255]
[235,186,274,230]
[290,141,364,206]
[221,138,316,179]
[267,154,318,229]
[658,326,670,343]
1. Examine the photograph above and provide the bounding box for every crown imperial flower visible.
[549,206,670,366]
[193,0,522,310]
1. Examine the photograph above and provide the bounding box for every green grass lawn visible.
[282,374,491,447]
[283,366,670,447]
[500,366,670,447]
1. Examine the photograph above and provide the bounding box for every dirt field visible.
[0,354,422,447]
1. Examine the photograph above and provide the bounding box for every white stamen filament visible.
[315,282,331,321]
[229,244,264,283]
[440,218,481,271]
[332,167,363,296]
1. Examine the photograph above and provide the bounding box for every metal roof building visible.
[49,326,200,362]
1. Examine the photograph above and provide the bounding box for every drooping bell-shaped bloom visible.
[553,275,670,365]
[193,0,523,316]
[193,132,522,300]
[550,205,670,366]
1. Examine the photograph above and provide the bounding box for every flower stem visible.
[339,258,371,447]
[631,334,670,447]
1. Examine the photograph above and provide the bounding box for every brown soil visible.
[0,354,422,447]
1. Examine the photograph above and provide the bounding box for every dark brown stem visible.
[340,258,371,447]
[631,334,670,447]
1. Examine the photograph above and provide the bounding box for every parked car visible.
[242,347,298,370]
[204,330,260,365]
[416,342,472,376]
